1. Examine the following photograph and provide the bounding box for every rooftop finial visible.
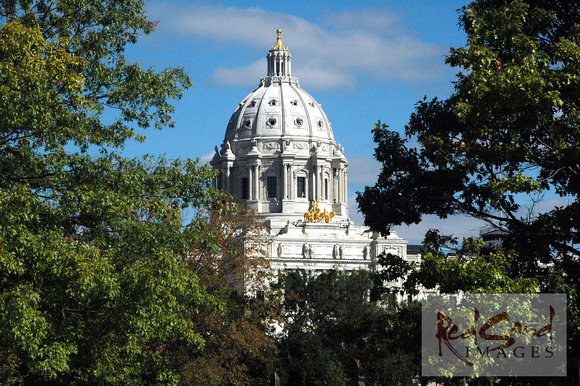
[272,29,287,51]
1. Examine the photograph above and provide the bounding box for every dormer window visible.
[249,100,257,107]
[269,99,278,106]
[243,119,251,128]
[268,117,277,126]
[290,100,298,106]
[317,120,324,128]
[295,118,303,127]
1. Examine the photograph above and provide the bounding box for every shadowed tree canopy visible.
[358,0,580,262]
[275,270,421,386]
[357,1,580,383]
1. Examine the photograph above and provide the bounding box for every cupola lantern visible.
[267,29,291,77]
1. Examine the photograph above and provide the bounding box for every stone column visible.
[336,167,341,202]
[253,164,259,200]
[333,168,338,203]
[225,166,230,193]
[248,166,253,200]
[343,169,348,203]
[304,172,308,199]
[321,166,326,200]
[311,167,316,200]
[283,163,288,199]
[289,167,294,199]
[316,166,322,200]
[339,168,344,203]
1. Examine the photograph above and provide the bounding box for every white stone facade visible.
[212,30,412,273]
[267,221,409,272]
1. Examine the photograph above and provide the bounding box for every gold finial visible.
[272,29,287,51]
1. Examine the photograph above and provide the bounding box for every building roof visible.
[223,30,335,144]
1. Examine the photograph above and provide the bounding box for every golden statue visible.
[304,198,335,223]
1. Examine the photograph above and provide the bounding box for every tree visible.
[358,0,580,260]
[357,0,580,382]
[0,0,188,145]
[0,2,269,383]
[180,201,278,386]
[374,231,539,297]
[0,153,222,383]
[274,270,421,386]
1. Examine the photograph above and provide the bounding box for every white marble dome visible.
[224,73,334,143]
[212,30,349,221]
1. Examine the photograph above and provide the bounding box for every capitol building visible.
[211,30,417,273]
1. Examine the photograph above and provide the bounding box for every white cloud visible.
[293,62,357,90]
[210,60,264,87]
[349,194,573,245]
[149,3,450,90]
[321,9,405,33]
[395,215,486,245]
[198,150,216,164]
[347,194,365,226]
[517,195,570,218]
[346,155,381,186]
[347,192,485,245]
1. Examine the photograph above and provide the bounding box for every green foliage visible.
[379,230,539,295]
[358,1,580,382]
[0,2,275,384]
[0,174,222,384]
[357,0,580,261]
[357,0,580,384]
[181,202,278,386]
[275,270,421,385]
[0,0,190,145]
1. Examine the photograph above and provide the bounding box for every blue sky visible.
[119,0,489,244]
